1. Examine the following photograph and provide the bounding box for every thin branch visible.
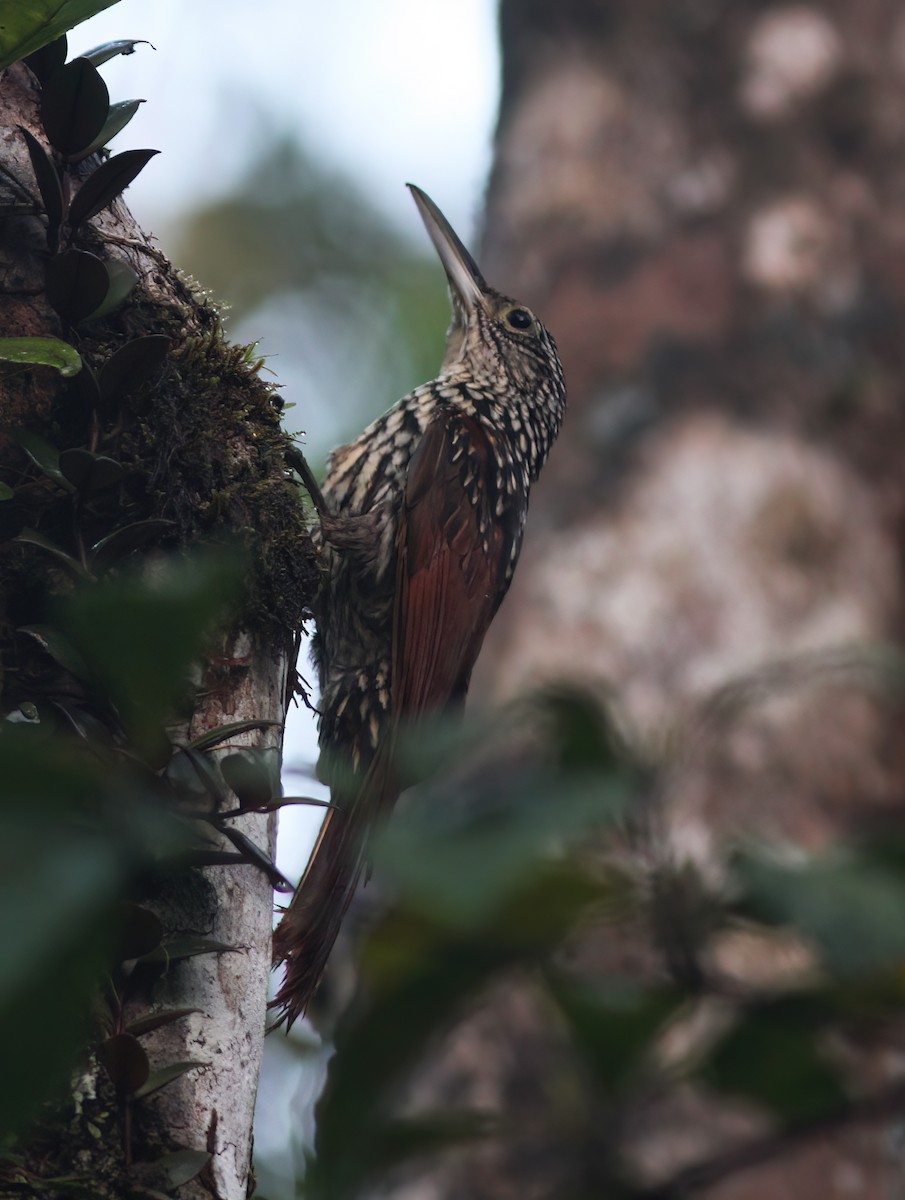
[285,443,328,517]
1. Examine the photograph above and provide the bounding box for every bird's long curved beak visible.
[407,183,487,312]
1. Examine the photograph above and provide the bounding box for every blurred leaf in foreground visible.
[308,689,645,1200]
[734,845,905,975]
[0,553,240,1135]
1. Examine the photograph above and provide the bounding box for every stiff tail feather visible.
[269,749,395,1028]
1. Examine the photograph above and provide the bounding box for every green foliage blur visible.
[10,9,905,1196]
[0,554,243,1140]
[256,678,905,1200]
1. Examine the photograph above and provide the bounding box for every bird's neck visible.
[432,371,562,484]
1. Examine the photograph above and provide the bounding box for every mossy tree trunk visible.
[0,61,315,1199]
[382,2,905,1196]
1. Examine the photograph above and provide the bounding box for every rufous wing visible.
[392,411,521,718]
[270,413,523,1027]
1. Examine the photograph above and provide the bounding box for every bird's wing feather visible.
[271,412,522,1028]
[392,411,516,716]
[269,742,395,1028]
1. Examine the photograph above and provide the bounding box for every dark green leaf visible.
[488,861,617,950]
[0,335,80,376]
[58,447,95,489]
[40,56,109,157]
[166,745,225,806]
[133,1060,205,1100]
[0,859,117,1135]
[374,1111,494,1173]
[59,554,243,758]
[188,849,248,868]
[51,699,109,743]
[0,730,124,1134]
[0,482,12,500]
[734,846,905,975]
[59,448,124,493]
[533,684,625,772]
[98,334,170,404]
[142,727,173,773]
[188,718,281,752]
[548,976,682,1094]
[86,256,138,320]
[152,935,237,962]
[70,98,145,162]
[253,795,333,812]
[78,38,149,66]
[221,752,275,807]
[221,826,294,891]
[68,148,159,227]
[22,33,67,82]
[97,1032,149,1094]
[312,854,612,1198]
[14,529,90,579]
[313,917,505,1200]
[0,4,120,72]
[18,623,93,679]
[124,1008,200,1038]
[0,715,192,1135]
[9,426,72,489]
[18,1178,99,1197]
[116,903,163,960]
[90,519,174,573]
[45,248,109,326]
[132,1149,211,1191]
[18,126,63,233]
[374,761,633,929]
[72,357,101,408]
[705,996,846,1121]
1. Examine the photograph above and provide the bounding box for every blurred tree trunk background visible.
[386,2,905,1196]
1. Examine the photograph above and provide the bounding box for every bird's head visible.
[408,184,564,403]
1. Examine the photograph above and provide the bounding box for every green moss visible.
[115,315,318,635]
[0,287,318,691]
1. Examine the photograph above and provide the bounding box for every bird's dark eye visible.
[506,308,533,331]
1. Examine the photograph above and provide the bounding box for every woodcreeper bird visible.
[271,185,566,1027]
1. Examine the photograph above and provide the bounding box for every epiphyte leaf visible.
[18,127,63,233]
[124,1008,200,1038]
[86,257,138,321]
[45,249,109,325]
[68,148,159,228]
[220,753,274,808]
[58,448,124,494]
[97,1033,149,1094]
[70,98,145,162]
[14,529,89,578]
[133,1060,205,1100]
[79,38,150,66]
[22,34,67,83]
[9,427,73,489]
[98,334,170,404]
[40,56,109,157]
[0,335,79,376]
[188,719,281,752]
[90,519,174,574]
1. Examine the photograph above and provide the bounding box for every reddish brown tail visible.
[269,751,395,1028]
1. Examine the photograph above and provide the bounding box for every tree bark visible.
[382,2,905,1196]
[0,60,314,1199]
